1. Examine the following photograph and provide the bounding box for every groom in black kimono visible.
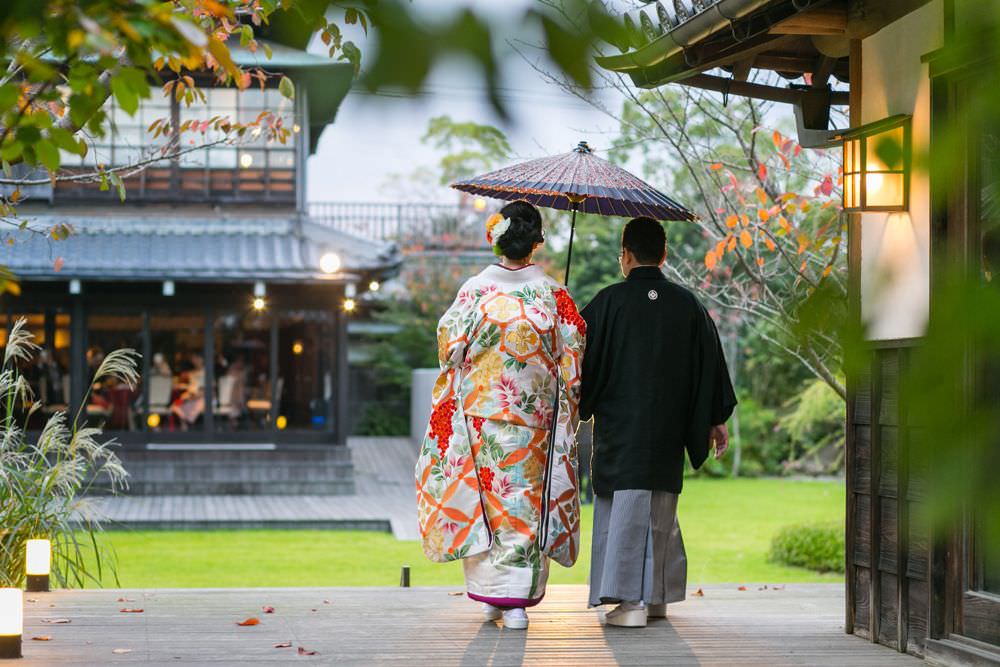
[580,216,737,627]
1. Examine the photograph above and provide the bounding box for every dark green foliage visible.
[768,522,845,574]
[354,403,409,437]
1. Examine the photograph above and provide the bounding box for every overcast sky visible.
[304,2,625,204]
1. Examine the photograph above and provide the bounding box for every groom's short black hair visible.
[622,217,666,265]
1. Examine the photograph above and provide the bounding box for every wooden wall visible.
[847,345,931,656]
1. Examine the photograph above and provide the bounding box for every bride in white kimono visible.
[415,201,586,629]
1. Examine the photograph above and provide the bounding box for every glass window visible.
[150,314,206,433]
[87,314,143,432]
[1,313,71,430]
[278,312,333,431]
[214,311,271,431]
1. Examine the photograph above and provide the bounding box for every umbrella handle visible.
[564,207,577,287]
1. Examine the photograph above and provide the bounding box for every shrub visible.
[0,319,139,587]
[768,522,845,573]
[353,402,409,436]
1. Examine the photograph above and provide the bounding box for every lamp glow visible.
[841,115,910,212]
[368,280,380,292]
[252,297,266,311]
[292,124,301,134]
[147,413,161,429]
[343,298,356,313]
[320,252,341,274]
[239,153,254,169]
[292,341,304,355]
[0,588,22,659]
[276,415,287,430]
[473,197,487,212]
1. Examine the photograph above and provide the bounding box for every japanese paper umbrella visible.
[451,141,696,286]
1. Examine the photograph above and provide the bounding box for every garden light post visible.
[0,588,22,659]
[24,540,50,593]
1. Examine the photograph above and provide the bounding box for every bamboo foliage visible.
[0,318,138,587]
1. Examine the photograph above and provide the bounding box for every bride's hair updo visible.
[488,200,544,261]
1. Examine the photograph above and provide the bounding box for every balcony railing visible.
[308,201,485,250]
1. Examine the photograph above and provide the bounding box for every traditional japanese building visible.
[0,39,400,494]
[598,0,998,663]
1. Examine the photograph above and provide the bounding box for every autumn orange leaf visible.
[756,258,765,266]
[755,187,767,206]
[740,214,750,226]
[757,163,767,181]
[772,129,783,148]
[119,608,144,613]
[693,588,705,597]
[725,214,738,228]
[236,617,260,626]
[709,162,723,171]
[738,586,748,591]
[727,236,737,252]
[757,208,769,222]
[765,238,776,252]
[704,251,717,271]
[740,231,753,248]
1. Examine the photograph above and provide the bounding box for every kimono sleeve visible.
[414,287,490,564]
[542,288,586,568]
[685,303,738,470]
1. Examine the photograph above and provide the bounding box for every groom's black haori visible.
[580,266,737,495]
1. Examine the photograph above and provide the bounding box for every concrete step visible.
[92,445,357,495]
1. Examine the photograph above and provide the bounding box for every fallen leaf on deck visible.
[119,608,144,613]
[273,641,292,648]
[737,586,748,591]
[322,600,331,605]
[31,636,52,641]
[41,618,71,624]
[26,598,38,603]
[693,588,704,597]
[117,597,134,602]
[262,606,275,614]
[236,617,260,626]
[447,592,463,596]
[112,648,132,654]
[758,585,768,591]
[772,585,785,591]
[297,647,318,656]
[48,604,56,608]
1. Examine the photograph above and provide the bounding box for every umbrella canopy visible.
[451,141,696,222]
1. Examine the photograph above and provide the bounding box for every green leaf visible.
[240,25,253,47]
[0,143,21,163]
[278,76,295,100]
[109,173,126,202]
[0,84,18,114]
[263,43,273,60]
[34,139,60,171]
[538,14,592,89]
[48,128,85,156]
[110,76,139,116]
[340,42,361,76]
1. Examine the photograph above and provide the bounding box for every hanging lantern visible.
[841,115,911,212]
[0,588,22,659]
[25,539,50,593]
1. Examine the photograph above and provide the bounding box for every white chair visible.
[148,375,173,416]
[215,374,236,418]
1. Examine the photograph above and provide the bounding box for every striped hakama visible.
[588,489,687,608]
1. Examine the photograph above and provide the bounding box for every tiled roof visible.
[1,213,400,283]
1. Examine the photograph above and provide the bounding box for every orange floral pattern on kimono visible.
[415,264,585,568]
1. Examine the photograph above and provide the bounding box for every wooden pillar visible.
[334,295,349,446]
[270,313,280,431]
[203,308,215,435]
[69,295,87,423]
[141,311,151,436]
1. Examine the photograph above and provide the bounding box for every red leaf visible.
[819,175,834,196]
[262,606,275,614]
[53,256,64,272]
[757,163,767,181]
[298,647,319,656]
[236,617,260,626]
[273,641,292,649]
[119,608,144,613]
[737,586,748,591]
[31,636,52,641]
[693,588,705,597]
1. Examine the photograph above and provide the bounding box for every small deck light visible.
[25,539,50,593]
[252,297,266,311]
[840,115,910,212]
[320,252,341,274]
[0,588,22,659]
[343,298,356,313]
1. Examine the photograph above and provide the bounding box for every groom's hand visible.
[710,424,729,459]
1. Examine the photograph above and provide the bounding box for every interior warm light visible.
[841,115,910,212]
[252,297,266,311]
[473,197,487,212]
[320,252,342,274]
[276,415,287,430]
[0,588,22,658]
[147,413,161,429]
[343,298,356,313]
[239,153,253,169]
[292,341,304,355]
[368,280,380,292]
[292,123,301,134]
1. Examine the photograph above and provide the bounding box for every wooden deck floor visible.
[18,584,921,666]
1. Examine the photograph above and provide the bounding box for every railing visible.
[308,201,485,249]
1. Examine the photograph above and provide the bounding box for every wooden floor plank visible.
[16,585,922,666]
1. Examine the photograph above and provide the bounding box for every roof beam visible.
[811,55,838,88]
[769,6,847,35]
[678,73,850,106]
[732,58,754,82]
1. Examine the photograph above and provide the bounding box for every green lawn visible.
[84,478,844,588]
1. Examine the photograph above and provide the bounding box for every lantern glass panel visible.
[25,539,50,576]
[866,172,905,208]
[0,588,22,636]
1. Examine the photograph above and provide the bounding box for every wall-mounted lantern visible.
[840,114,911,212]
